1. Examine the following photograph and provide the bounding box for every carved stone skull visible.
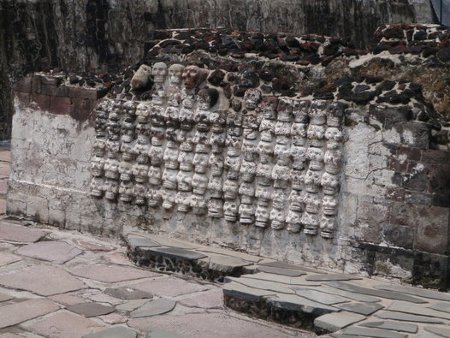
[323,195,338,216]
[148,165,162,186]
[177,170,193,192]
[151,62,168,85]
[147,189,162,208]
[162,168,178,190]
[119,161,133,181]
[208,198,223,218]
[90,177,104,198]
[286,210,302,233]
[132,163,149,183]
[223,200,239,222]
[243,89,262,110]
[255,204,270,228]
[302,212,320,236]
[192,173,208,195]
[119,181,134,203]
[320,215,336,238]
[131,64,152,90]
[306,147,324,171]
[104,179,119,201]
[321,172,340,195]
[168,64,185,85]
[91,157,105,177]
[182,65,208,91]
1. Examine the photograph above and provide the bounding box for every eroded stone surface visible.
[314,311,365,332]
[267,293,339,315]
[132,277,209,297]
[146,329,184,338]
[388,300,450,320]
[223,282,277,302]
[305,274,362,282]
[375,310,446,323]
[68,264,158,283]
[178,289,223,309]
[294,288,349,305]
[23,310,105,338]
[342,326,407,338]
[429,302,450,314]
[125,236,160,250]
[0,299,59,329]
[361,320,418,333]
[16,240,82,263]
[243,272,321,286]
[130,298,176,318]
[0,265,84,296]
[256,266,307,277]
[66,302,115,317]
[104,287,153,300]
[128,312,299,338]
[226,276,295,294]
[337,302,384,315]
[83,326,137,338]
[326,282,427,303]
[375,284,450,301]
[0,252,21,266]
[145,247,207,261]
[0,222,47,243]
[424,326,450,338]
[200,253,252,272]
[318,285,380,303]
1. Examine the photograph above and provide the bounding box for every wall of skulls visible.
[90,63,344,239]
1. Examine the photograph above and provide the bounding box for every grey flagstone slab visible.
[375,310,446,324]
[314,311,365,332]
[388,300,450,320]
[326,281,427,304]
[424,325,450,338]
[337,302,384,315]
[374,283,450,302]
[293,288,349,305]
[360,320,418,333]
[342,326,407,338]
[145,247,207,261]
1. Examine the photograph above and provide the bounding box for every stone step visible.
[124,233,255,281]
[124,232,450,337]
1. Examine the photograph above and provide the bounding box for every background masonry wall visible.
[0,0,434,140]
[8,25,450,289]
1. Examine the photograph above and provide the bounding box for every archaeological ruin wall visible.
[9,25,450,289]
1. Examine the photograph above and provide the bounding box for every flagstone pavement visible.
[0,219,312,338]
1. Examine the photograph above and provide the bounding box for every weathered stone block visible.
[31,93,51,111]
[413,252,449,290]
[48,208,66,228]
[369,105,412,129]
[383,223,414,249]
[399,121,430,149]
[14,76,33,93]
[50,96,72,115]
[414,206,449,254]
[26,196,49,224]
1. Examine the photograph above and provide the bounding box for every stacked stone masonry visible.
[9,26,450,289]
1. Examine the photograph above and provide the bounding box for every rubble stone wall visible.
[9,26,450,289]
[0,0,434,140]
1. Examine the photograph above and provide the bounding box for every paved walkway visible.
[0,220,311,338]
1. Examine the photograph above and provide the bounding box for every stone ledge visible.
[124,233,256,281]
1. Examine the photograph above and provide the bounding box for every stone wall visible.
[9,26,450,289]
[0,0,434,140]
